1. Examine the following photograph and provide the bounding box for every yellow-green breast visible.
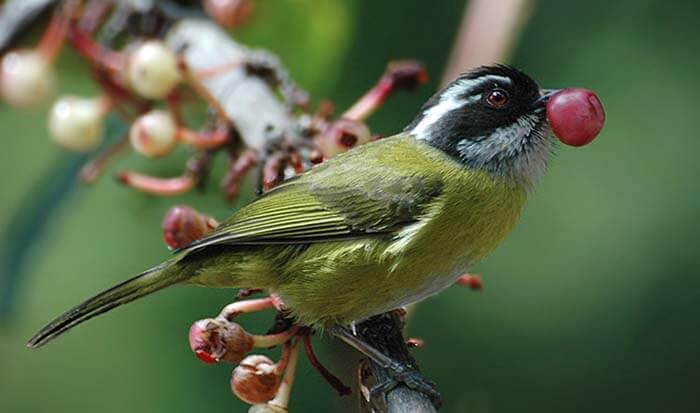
[274,138,527,326]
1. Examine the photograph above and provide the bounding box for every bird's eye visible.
[486,89,509,108]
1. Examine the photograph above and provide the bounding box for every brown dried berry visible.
[162,205,218,249]
[231,355,281,404]
[188,318,254,364]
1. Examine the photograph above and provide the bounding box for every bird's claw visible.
[368,363,442,410]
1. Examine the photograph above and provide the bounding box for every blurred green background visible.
[2,0,699,412]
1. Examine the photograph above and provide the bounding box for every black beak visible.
[533,89,561,109]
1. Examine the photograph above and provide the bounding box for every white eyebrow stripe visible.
[473,75,512,86]
[442,75,512,100]
[410,74,511,140]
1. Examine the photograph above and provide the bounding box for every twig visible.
[0,0,55,52]
[441,0,534,86]
[165,19,300,151]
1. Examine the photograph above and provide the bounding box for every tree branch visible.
[356,313,437,413]
[165,19,300,152]
[441,0,534,86]
[0,0,54,52]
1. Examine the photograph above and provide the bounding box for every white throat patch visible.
[456,113,550,187]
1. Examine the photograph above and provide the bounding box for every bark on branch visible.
[0,0,54,51]
[356,313,437,413]
[165,19,300,152]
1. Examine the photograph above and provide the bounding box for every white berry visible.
[0,49,55,107]
[126,40,180,99]
[48,96,105,152]
[129,109,177,157]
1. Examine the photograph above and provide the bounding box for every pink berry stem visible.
[91,67,149,112]
[343,76,395,121]
[78,0,114,33]
[251,326,300,350]
[176,122,231,149]
[115,170,197,196]
[222,149,258,202]
[262,153,287,191]
[37,11,68,63]
[273,341,293,375]
[218,297,277,320]
[79,134,129,184]
[69,23,124,73]
[268,338,302,410]
[342,61,428,121]
[301,333,352,396]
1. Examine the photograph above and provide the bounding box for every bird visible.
[28,65,556,350]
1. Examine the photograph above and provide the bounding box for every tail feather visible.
[27,257,185,349]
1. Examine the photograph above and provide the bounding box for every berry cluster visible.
[0,2,429,202]
[0,2,430,410]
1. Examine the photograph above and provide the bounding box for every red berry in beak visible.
[546,88,605,147]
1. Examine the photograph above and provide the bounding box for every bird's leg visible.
[329,318,441,409]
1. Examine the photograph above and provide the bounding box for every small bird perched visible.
[29,65,574,349]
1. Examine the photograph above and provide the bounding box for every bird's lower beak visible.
[533,89,561,109]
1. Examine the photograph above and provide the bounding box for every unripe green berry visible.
[0,49,55,107]
[129,109,177,157]
[48,96,105,152]
[126,40,180,99]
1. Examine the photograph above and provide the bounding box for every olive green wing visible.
[182,138,443,252]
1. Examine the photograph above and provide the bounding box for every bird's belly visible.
[384,267,467,311]
[272,237,473,327]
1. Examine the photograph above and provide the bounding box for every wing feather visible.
[181,136,444,253]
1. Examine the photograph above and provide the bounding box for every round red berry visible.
[546,88,605,147]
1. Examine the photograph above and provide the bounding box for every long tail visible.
[27,254,187,349]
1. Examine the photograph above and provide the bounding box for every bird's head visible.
[406,65,555,188]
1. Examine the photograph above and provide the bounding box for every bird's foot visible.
[368,360,442,409]
[331,324,441,409]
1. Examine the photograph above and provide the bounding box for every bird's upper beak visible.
[533,89,561,110]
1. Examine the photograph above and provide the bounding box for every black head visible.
[405,65,554,186]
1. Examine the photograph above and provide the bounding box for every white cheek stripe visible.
[410,97,464,140]
[410,75,512,140]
